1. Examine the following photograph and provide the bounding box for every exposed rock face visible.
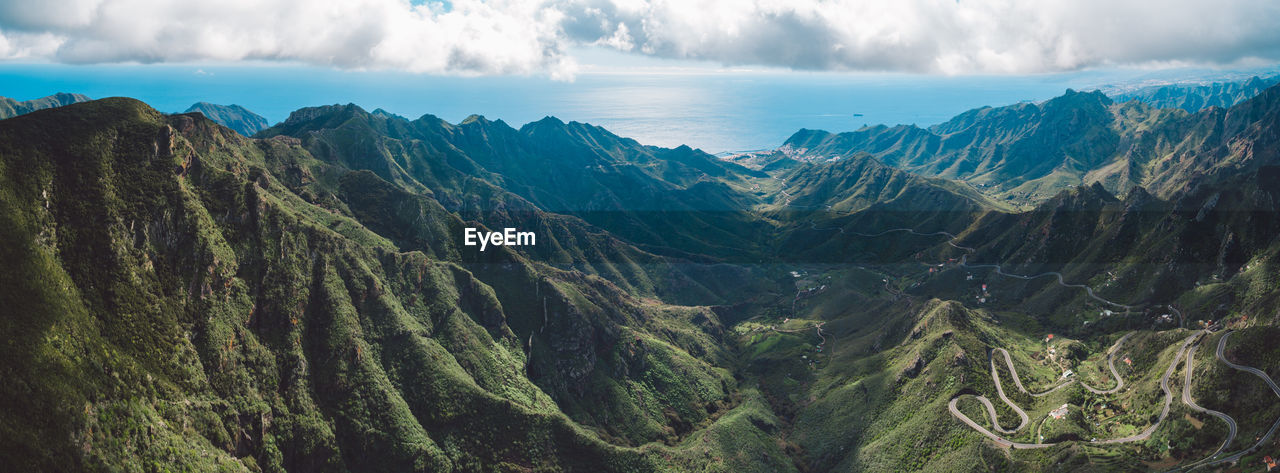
[901,354,925,380]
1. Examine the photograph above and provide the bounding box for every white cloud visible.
[0,0,1277,78]
[566,0,1280,74]
[594,22,635,52]
[0,0,578,76]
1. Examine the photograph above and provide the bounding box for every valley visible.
[3,80,1280,473]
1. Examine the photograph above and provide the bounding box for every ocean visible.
[0,62,1235,153]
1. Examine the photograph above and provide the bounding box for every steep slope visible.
[753,152,1008,265]
[750,175,1280,473]
[1109,75,1280,112]
[0,92,90,119]
[259,104,776,303]
[772,153,1007,214]
[787,300,1035,472]
[779,84,1280,206]
[258,107,773,262]
[887,166,1280,334]
[781,90,1125,202]
[0,98,792,472]
[185,102,271,136]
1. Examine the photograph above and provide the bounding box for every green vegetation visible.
[6,81,1280,472]
[778,84,1280,206]
[0,92,90,119]
[0,99,783,472]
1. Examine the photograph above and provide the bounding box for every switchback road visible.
[1081,332,1134,395]
[1172,331,1280,471]
[993,347,1076,398]
[951,332,1203,448]
[1179,336,1236,462]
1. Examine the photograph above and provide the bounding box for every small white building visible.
[1049,404,1069,420]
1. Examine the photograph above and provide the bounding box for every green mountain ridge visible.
[0,98,796,472]
[1109,75,1280,113]
[184,102,272,136]
[257,102,781,263]
[0,92,91,119]
[780,84,1280,207]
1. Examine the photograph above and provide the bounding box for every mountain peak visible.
[536,115,565,126]
[781,128,832,146]
[371,108,408,120]
[458,114,516,135]
[460,114,490,125]
[50,92,91,103]
[183,102,270,136]
[1045,88,1113,109]
[518,115,568,135]
[282,103,368,126]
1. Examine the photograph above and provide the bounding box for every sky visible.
[2,0,1280,151]
[3,0,1279,77]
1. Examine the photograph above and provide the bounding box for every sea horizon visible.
[7,62,1276,153]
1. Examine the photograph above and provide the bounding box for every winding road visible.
[1216,331,1280,395]
[1179,336,1236,462]
[1171,331,1280,471]
[958,255,1137,310]
[799,211,1270,468]
[954,325,1280,471]
[950,331,1204,449]
[988,350,1032,432]
[993,347,1077,398]
[1169,305,1186,329]
[1096,332,1202,445]
[948,397,1053,449]
[1080,332,1134,395]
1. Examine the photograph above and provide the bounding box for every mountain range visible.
[3,81,1280,472]
[0,92,90,119]
[776,84,1280,206]
[0,95,272,137]
[1109,75,1280,113]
